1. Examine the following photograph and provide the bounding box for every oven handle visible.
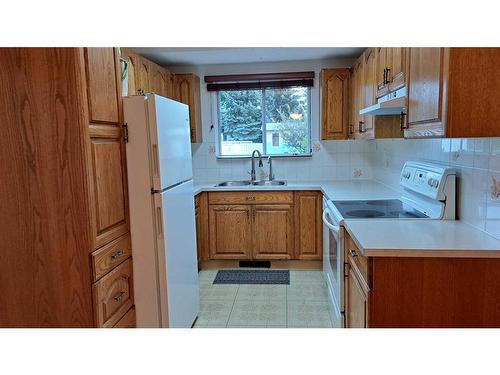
[322,210,340,233]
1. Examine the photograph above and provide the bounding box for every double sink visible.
[216,180,287,187]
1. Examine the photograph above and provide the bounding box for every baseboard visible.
[198,259,322,270]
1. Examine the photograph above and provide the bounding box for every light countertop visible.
[193,179,500,258]
[193,179,399,201]
[344,219,500,258]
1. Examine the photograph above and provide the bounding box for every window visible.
[216,86,311,157]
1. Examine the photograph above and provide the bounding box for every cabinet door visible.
[174,74,202,143]
[252,204,294,260]
[150,64,173,99]
[320,68,350,140]
[209,205,252,259]
[129,54,151,95]
[388,47,406,91]
[406,48,447,138]
[358,48,376,139]
[195,203,201,264]
[89,131,129,249]
[84,48,120,125]
[351,56,365,139]
[346,267,368,328]
[375,47,389,97]
[294,192,322,260]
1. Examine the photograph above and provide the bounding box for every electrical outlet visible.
[491,176,500,200]
[352,169,363,178]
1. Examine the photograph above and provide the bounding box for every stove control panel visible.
[400,162,455,201]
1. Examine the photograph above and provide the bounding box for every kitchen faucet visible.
[268,156,274,181]
[250,149,263,181]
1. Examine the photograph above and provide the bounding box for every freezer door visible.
[147,94,193,190]
[155,180,199,328]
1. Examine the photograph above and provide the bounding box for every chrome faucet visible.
[268,156,274,181]
[250,150,263,181]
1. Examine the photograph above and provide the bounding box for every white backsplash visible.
[192,139,376,183]
[370,138,500,240]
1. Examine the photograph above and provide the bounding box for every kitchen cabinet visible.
[320,68,350,140]
[204,191,321,263]
[359,48,376,138]
[294,191,322,260]
[343,231,500,327]
[195,192,209,264]
[173,73,203,143]
[0,48,135,327]
[209,205,253,259]
[375,47,406,98]
[253,204,294,260]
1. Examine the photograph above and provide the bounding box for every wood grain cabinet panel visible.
[91,233,132,281]
[346,267,368,328]
[93,258,134,328]
[388,47,406,91]
[406,47,447,137]
[294,192,322,260]
[84,48,120,125]
[150,63,174,98]
[173,73,202,143]
[253,205,294,260]
[113,307,136,328]
[90,137,128,248]
[209,205,252,259]
[321,68,350,140]
[208,191,294,205]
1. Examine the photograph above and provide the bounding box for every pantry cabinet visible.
[320,68,350,140]
[204,191,321,262]
[0,48,135,327]
[173,73,203,143]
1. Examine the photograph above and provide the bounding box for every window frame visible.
[212,87,312,159]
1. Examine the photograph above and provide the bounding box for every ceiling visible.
[131,47,364,66]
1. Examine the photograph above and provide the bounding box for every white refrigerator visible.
[123,94,199,328]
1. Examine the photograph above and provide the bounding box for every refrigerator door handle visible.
[156,206,163,237]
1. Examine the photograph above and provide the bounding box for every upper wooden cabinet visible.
[150,63,174,99]
[320,68,350,140]
[84,48,120,125]
[375,47,406,98]
[173,73,203,143]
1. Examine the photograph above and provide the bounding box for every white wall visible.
[168,59,376,183]
[370,138,500,240]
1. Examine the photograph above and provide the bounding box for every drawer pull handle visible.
[349,249,358,258]
[113,291,126,302]
[111,250,124,260]
[245,196,256,201]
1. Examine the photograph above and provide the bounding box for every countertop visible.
[193,179,500,258]
[344,219,500,258]
[193,179,399,201]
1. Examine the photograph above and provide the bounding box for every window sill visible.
[215,153,313,159]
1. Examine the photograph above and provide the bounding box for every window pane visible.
[264,87,309,155]
[218,90,263,156]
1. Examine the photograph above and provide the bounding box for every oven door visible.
[322,199,344,327]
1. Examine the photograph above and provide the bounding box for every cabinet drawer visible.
[346,235,368,286]
[93,258,134,327]
[113,307,136,328]
[208,191,294,205]
[91,233,132,281]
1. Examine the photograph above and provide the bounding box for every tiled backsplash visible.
[370,138,500,240]
[192,139,376,183]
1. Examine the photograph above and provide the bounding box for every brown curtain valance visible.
[205,71,315,91]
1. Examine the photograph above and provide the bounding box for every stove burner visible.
[345,210,385,218]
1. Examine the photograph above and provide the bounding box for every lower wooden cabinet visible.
[253,204,294,260]
[113,307,136,328]
[204,191,321,261]
[92,258,134,328]
[209,205,252,259]
[346,266,368,328]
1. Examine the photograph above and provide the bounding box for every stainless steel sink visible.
[215,180,252,187]
[251,180,287,186]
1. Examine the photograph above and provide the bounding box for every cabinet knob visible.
[110,250,124,260]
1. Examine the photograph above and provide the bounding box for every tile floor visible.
[194,269,334,328]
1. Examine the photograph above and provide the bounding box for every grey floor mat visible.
[213,269,290,285]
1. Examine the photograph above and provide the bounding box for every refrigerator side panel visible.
[148,94,193,190]
[160,180,199,328]
[123,96,162,328]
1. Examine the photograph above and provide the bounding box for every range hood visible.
[360,87,407,116]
